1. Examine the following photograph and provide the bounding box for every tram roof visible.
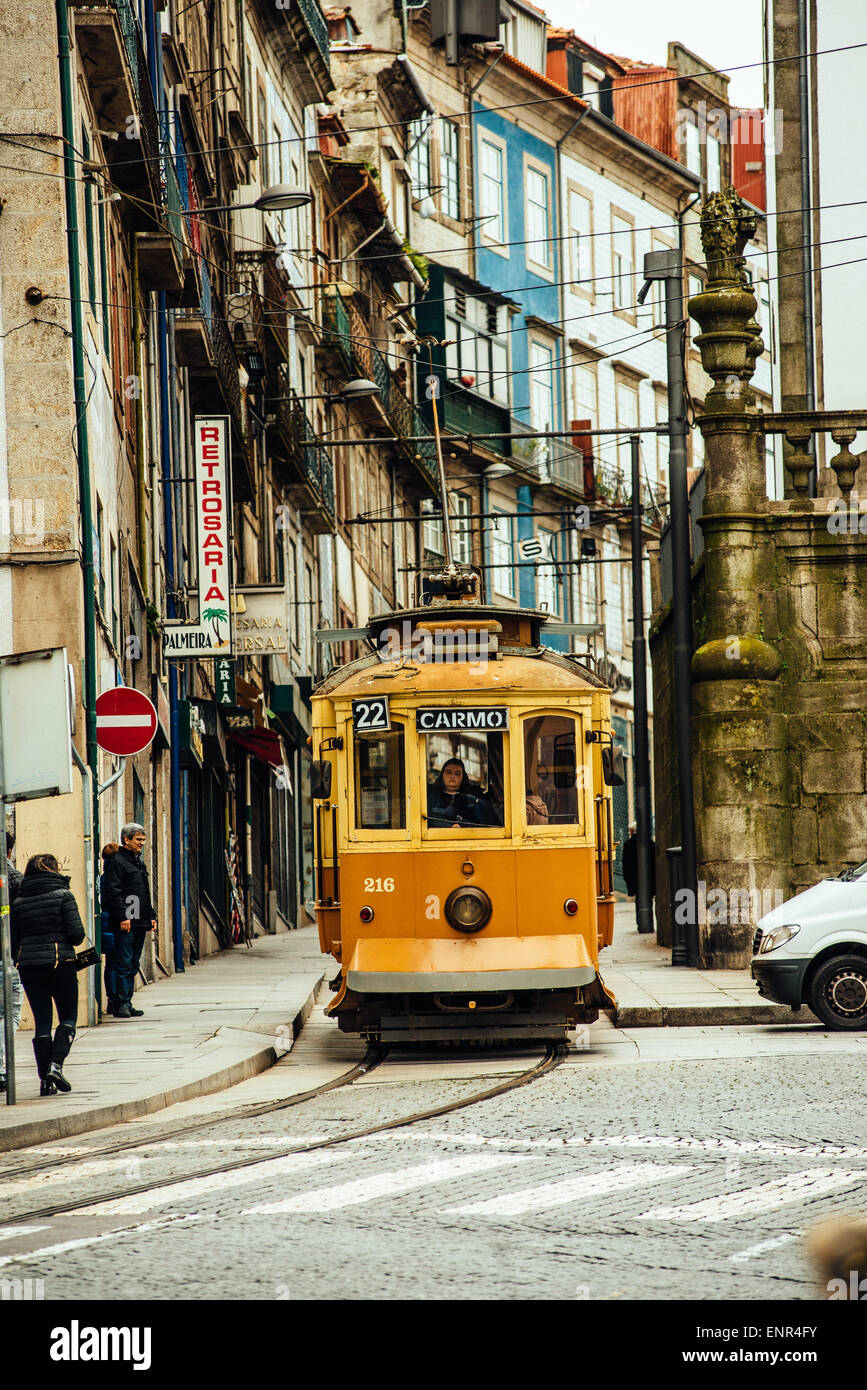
[315,648,607,701]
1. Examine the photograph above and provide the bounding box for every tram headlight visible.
[444,886,492,934]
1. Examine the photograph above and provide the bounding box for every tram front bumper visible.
[346,934,597,994]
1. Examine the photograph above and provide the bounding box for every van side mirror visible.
[310,759,332,799]
[602,746,625,787]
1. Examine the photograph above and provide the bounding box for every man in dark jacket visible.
[101,823,156,1018]
[621,823,656,926]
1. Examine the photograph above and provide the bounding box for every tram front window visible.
[524,716,580,825]
[424,733,504,830]
[354,726,406,829]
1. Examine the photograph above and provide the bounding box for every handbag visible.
[75,946,100,971]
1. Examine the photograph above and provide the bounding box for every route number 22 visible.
[352,697,390,731]
[364,877,395,892]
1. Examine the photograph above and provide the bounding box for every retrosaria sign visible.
[163,416,233,657]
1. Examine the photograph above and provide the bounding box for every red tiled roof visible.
[546,28,627,75]
[500,51,588,112]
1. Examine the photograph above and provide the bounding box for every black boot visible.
[46,1024,75,1094]
[33,1036,55,1097]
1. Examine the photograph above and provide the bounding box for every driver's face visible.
[442,765,462,792]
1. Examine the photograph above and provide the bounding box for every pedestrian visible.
[0,832,25,1094]
[10,852,85,1096]
[621,823,656,927]
[101,824,156,1019]
[99,843,120,1016]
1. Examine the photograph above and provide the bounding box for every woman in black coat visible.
[427,758,500,828]
[10,853,85,1096]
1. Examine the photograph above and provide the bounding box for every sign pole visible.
[0,708,16,1104]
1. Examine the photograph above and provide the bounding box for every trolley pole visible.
[630,436,654,934]
[638,249,698,964]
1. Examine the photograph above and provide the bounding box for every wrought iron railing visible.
[274,391,335,521]
[320,287,437,487]
[158,114,186,255]
[295,0,332,76]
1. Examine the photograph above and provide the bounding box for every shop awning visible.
[226,726,283,766]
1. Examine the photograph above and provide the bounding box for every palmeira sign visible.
[163,416,233,657]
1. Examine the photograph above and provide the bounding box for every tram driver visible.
[427,758,501,828]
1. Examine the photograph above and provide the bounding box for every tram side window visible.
[354,726,406,830]
[424,732,505,830]
[524,716,580,825]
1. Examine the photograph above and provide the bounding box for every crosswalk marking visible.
[78,1150,342,1218]
[0,1225,50,1243]
[441,1163,692,1217]
[639,1169,867,1222]
[729,1232,802,1263]
[0,1213,207,1270]
[0,1157,142,1200]
[243,1153,533,1215]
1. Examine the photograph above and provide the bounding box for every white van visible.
[751,861,867,1029]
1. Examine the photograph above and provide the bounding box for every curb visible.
[0,972,325,1154]
[612,1002,810,1027]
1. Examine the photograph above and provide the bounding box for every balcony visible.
[271,391,336,534]
[72,4,185,288]
[320,287,438,493]
[174,260,249,466]
[250,0,332,105]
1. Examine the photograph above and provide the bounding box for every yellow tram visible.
[310,566,622,1044]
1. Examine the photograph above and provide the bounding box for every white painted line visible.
[730,1231,802,1263]
[96,715,154,727]
[0,1225,50,1243]
[441,1163,691,1217]
[0,1157,140,1199]
[639,1169,867,1222]
[78,1150,342,1217]
[0,1213,206,1269]
[244,1152,533,1215]
[412,1131,867,1162]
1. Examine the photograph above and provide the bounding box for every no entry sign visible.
[95,687,158,757]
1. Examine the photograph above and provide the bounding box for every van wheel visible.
[807,955,867,1030]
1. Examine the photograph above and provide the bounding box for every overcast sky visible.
[543,0,765,108]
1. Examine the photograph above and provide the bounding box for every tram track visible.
[2,1042,567,1228]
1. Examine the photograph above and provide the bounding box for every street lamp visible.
[267,378,380,405]
[181,184,313,217]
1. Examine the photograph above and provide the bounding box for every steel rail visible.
[3,1044,566,1226]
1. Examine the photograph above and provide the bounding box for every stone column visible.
[688,190,789,967]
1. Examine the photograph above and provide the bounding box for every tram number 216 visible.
[363,877,395,892]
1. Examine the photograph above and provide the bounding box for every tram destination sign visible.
[416,707,509,732]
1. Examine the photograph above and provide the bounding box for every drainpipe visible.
[56,0,101,990]
[157,293,184,972]
[555,104,590,566]
[467,46,506,282]
[130,236,150,590]
[797,0,817,494]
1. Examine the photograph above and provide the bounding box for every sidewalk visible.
[603,902,807,1027]
[0,928,332,1153]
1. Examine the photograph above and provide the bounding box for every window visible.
[525,164,551,271]
[536,530,560,616]
[616,377,639,477]
[96,499,105,613]
[424,733,505,832]
[110,537,118,647]
[529,340,555,431]
[603,534,623,651]
[683,115,701,176]
[612,213,634,312]
[688,274,704,346]
[758,279,773,359]
[354,726,406,830]
[706,134,722,193]
[524,715,580,826]
[491,510,515,598]
[440,118,460,219]
[444,287,509,405]
[257,90,268,184]
[408,116,432,199]
[480,137,505,243]
[574,361,597,430]
[655,389,669,497]
[422,496,444,557]
[504,7,546,71]
[568,188,593,287]
[578,550,596,624]
[81,125,96,311]
[451,493,472,564]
